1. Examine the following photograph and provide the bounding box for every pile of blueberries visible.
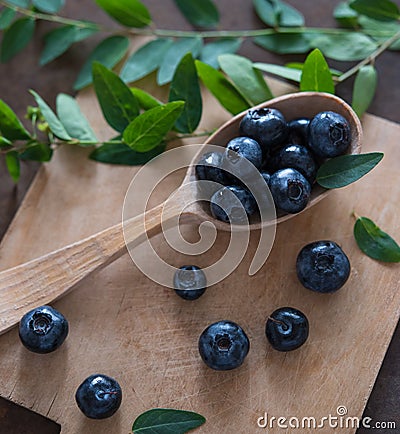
[195,107,351,219]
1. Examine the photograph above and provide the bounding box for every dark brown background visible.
[0,1,399,432]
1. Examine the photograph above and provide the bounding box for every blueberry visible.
[287,117,310,146]
[270,143,317,183]
[224,136,263,170]
[265,307,309,352]
[269,168,311,214]
[239,108,288,152]
[308,111,351,158]
[210,185,257,223]
[75,374,122,419]
[198,320,250,370]
[296,240,351,293]
[195,151,228,186]
[260,171,271,186]
[173,265,207,300]
[19,305,69,354]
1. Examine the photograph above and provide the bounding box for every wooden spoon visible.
[0,92,362,335]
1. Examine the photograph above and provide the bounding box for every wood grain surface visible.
[0,75,399,433]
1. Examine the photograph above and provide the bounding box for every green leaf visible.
[254,32,313,54]
[95,0,151,28]
[92,62,139,133]
[300,48,335,93]
[123,101,185,152]
[358,16,400,49]
[73,36,129,90]
[195,60,250,115]
[130,88,162,110]
[316,152,384,188]
[32,0,64,14]
[56,93,97,143]
[253,0,304,27]
[40,25,98,66]
[200,38,242,69]
[354,217,400,262]
[254,62,302,82]
[352,65,377,117]
[0,98,30,140]
[90,142,165,165]
[174,0,219,27]
[0,17,35,62]
[350,0,400,21]
[19,142,53,162]
[30,90,72,141]
[310,32,377,61]
[169,53,202,134]
[0,136,12,147]
[4,0,29,7]
[286,61,343,77]
[157,37,202,86]
[120,39,173,83]
[132,408,206,434]
[334,2,359,27]
[0,7,16,30]
[218,54,273,105]
[5,151,20,183]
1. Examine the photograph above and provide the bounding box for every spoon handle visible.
[0,201,180,335]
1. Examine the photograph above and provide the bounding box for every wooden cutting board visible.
[0,76,399,434]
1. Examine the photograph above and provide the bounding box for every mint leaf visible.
[253,0,304,27]
[130,88,162,110]
[350,0,400,21]
[5,151,20,183]
[32,0,64,14]
[92,62,139,133]
[195,60,250,115]
[316,152,384,188]
[123,101,185,152]
[90,142,165,165]
[30,90,72,141]
[334,2,359,27]
[254,32,314,54]
[218,53,273,105]
[300,48,335,93]
[254,62,302,82]
[352,65,378,117]
[0,7,16,30]
[40,25,97,66]
[174,0,219,28]
[95,0,151,28]
[354,217,400,262]
[74,35,129,90]
[120,39,172,83]
[200,38,242,69]
[56,94,97,143]
[19,142,53,162]
[0,98,30,140]
[0,17,35,62]
[169,53,202,134]
[132,408,206,434]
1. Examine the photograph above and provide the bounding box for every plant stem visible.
[166,130,215,142]
[1,1,397,38]
[338,29,400,83]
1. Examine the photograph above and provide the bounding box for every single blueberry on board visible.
[265,307,309,352]
[173,265,207,300]
[269,168,311,214]
[308,111,351,158]
[198,320,250,370]
[19,305,69,354]
[75,374,122,419]
[296,240,351,293]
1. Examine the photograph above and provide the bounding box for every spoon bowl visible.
[0,92,362,334]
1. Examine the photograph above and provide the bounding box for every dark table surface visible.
[0,1,399,432]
